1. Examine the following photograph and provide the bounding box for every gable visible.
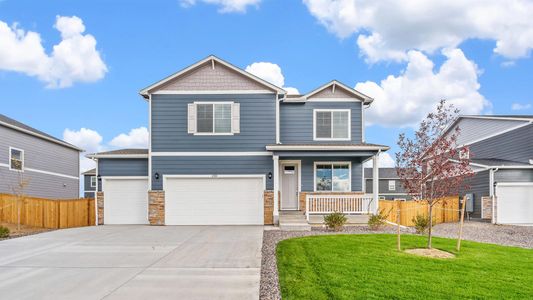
[449,117,530,146]
[157,61,270,92]
[308,84,360,99]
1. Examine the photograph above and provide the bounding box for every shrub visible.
[0,225,9,238]
[412,214,432,234]
[324,212,347,231]
[368,209,388,230]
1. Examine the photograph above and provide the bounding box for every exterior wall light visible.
[268,172,272,179]
[154,172,160,180]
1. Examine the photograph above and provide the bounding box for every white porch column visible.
[273,155,279,224]
[372,153,379,214]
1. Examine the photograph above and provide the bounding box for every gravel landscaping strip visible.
[260,222,533,300]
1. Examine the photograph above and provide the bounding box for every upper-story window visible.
[188,102,240,135]
[459,148,470,159]
[9,147,24,171]
[314,109,350,141]
[90,176,97,188]
[388,180,396,191]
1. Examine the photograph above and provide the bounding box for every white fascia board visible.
[303,80,373,104]
[462,115,533,122]
[0,121,83,151]
[139,55,285,97]
[152,151,272,156]
[86,154,149,159]
[265,145,389,151]
[307,98,362,102]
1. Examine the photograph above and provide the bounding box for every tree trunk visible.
[427,203,433,249]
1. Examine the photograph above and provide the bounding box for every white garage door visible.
[496,183,533,225]
[164,176,264,225]
[103,177,149,225]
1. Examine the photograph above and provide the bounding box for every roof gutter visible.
[85,154,149,159]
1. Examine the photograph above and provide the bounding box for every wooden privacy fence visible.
[0,194,95,229]
[379,196,459,227]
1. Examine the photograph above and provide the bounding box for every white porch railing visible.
[306,194,374,221]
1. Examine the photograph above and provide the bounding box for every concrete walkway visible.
[0,225,263,300]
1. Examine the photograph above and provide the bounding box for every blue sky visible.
[1,0,532,170]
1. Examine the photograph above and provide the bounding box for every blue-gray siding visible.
[0,125,79,199]
[365,179,411,199]
[470,123,533,164]
[297,157,363,192]
[84,174,95,192]
[97,158,149,191]
[151,94,276,152]
[495,169,533,182]
[151,156,273,190]
[462,170,490,218]
[280,102,362,144]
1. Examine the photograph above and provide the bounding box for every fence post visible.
[456,197,467,252]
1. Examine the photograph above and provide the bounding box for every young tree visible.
[11,171,30,231]
[396,100,473,249]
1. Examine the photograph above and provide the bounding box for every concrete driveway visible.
[0,225,263,300]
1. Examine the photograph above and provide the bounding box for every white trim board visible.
[151,151,272,156]
[152,90,273,95]
[163,174,267,190]
[86,154,149,159]
[0,163,79,180]
[9,146,24,172]
[266,145,389,151]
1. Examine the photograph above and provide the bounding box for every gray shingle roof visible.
[0,114,82,151]
[82,168,96,175]
[364,168,400,178]
[88,148,148,156]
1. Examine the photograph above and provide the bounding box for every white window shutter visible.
[188,103,196,134]
[232,102,240,134]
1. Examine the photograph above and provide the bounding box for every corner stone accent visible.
[97,192,104,225]
[298,191,365,212]
[148,190,165,225]
[481,196,493,220]
[264,191,274,225]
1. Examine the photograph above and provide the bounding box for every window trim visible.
[313,161,352,192]
[193,101,234,136]
[9,147,24,172]
[313,109,351,141]
[459,148,470,159]
[388,180,396,191]
[90,176,97,188]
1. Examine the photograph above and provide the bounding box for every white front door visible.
[102,177,149,225]
[281,164,299,210]
[164,176,264,225]
[496,183,533,225]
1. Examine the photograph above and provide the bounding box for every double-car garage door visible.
[102,176,264,225]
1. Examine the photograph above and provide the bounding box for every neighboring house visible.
[0,114,82,199]
[87,55,388,226]
[83,168,96,198]
[444,115,533,224]
[364,168,412,200]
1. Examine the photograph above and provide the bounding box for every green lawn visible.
[276,234,533,299]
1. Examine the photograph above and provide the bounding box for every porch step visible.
[279,212,311,231]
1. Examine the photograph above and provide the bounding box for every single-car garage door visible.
[496,183,533,225]
[102,177,149,224]
[164,176,264,225]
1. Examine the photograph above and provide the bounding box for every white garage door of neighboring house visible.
[103,177,149,225]
[496,183,533,225]
[164,176,264,225]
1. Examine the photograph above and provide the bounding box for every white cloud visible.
[0,15,107,88]
[363,152,395,168]
[511,103,532,111]
[356,48,490,127]
[109,127,149,148]
[303,0,533,63]
[245,61,300,95]
[63,128,104,172]
[180,0,261,13]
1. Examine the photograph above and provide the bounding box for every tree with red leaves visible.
[396,100,473,249]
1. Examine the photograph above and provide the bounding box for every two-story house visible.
[87,56,388,226]
[444,115,533,225]
[0,114,81,199]
[82,168,96,198]
[364,168,412,200]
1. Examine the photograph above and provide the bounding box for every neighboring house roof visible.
[0,114,82,151]
[364,168,400,179]
[283,80,373,104]
[266,143,389,151]
[82,168,96,175]
[86,148,149,159]
[139,55,286,98]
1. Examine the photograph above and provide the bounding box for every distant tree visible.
[396,100,473,248]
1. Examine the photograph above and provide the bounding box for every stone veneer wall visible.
[297,191,365,212]
[264,191,274,225]
[96,192,104,225]
[481,196,493,220]
[148,191,165,225]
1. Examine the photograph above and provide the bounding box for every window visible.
[90,176,97,188]
[314,110,350,140]
[388,180,396,191]
[196,103,232,134]
[9,147,24,171]
[284,166,295,175]
[315,162,351,192]
[459,148,469,159]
